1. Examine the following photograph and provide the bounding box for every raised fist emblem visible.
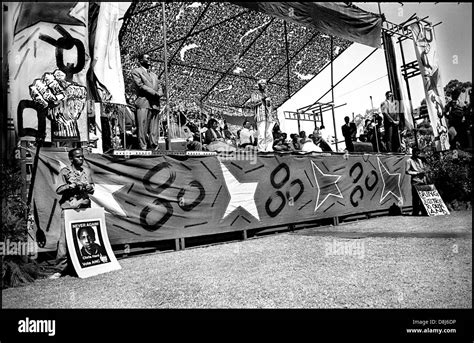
[29,69,87,140]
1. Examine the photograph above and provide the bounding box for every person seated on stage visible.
[239,120,254,148]
[289,134,302,151]
[313,131,333,152]
[299,131,310,145]
[301,134,323,153]
[204,118,236,152]
[273,132,290,151]
[319,125,332,145]
[181,125,202,151]
[204,118,224,144]
[223,124,237,147]
[313,127,332,152]
[363,119,373,142]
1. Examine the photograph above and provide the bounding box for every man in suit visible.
[341,116,356,152]
[131,54,163,150]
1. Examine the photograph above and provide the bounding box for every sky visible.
[357,2,472,84]
[278,2,472,149]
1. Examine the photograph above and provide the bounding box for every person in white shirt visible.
[301,134,323,152]
[239,120,254,148]
[181,125,202,151]
[319,125,332,144]
[246,79,278,152]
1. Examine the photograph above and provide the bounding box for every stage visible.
[29,148,412,253]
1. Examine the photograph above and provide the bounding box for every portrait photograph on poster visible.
[64,208,121,278]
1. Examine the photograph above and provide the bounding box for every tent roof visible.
[119,2,381,114]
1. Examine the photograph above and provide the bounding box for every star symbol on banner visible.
[377,158,403,204]
[310,161,343,212]
[14,2,86,35]
[219,162,259,221]
[90,183,127,217]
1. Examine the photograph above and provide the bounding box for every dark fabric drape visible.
[382,31,405,131]
[87,2,101,102]
[233,2,382,48]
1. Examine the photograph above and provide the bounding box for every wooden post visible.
[175,238,180,251]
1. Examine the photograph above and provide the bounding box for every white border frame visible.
[64,207,121,278]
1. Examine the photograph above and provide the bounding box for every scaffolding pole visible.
[330,36,338,152]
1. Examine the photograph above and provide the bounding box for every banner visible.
[31,150,412,252]
[7,2,90,142]
[235,2,382,48]
[65,207,121,278]
[90,2,127,105]
[411,22,449,150]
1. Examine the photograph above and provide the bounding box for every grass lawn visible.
[2,210,471,309]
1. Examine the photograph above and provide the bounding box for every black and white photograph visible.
[0,1,472,340]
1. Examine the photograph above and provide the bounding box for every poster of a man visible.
[65,208,121,278]
[76,225,109,265]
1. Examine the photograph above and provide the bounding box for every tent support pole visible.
[284,21,291,98]
[162,2,171,150]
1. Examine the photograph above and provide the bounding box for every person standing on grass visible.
[405,147,427,216]
[49,148,95,279]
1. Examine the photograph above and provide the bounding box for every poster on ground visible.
[415,184,450,216]
[64,207,121,278]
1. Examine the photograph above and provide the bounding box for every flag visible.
[411,22,449,150]
[7,2,90,142]
[91,2,128,105]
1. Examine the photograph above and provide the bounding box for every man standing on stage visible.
[246,79,278,152]
[341,116,356,152]
[131,53,163,150]
[381,90,400,152]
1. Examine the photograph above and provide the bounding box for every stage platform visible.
[27,147,412,254]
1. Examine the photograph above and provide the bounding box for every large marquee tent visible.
[118,2,382,114]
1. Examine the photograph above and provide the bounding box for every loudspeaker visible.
[353,142,374,152]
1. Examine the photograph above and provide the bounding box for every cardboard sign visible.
[64,207,121,278]
[415,184,450,216]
